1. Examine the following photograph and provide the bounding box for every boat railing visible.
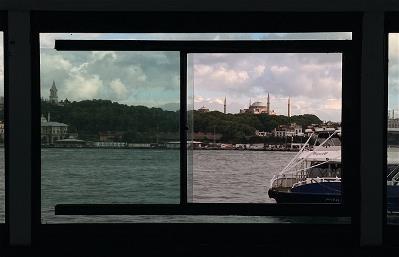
[292,177,341,188]
[279,131,339,176]
[271,173,309,189]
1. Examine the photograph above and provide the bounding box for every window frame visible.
[382,13,399,247]
[30,11,362,252]
[52,39,354,217]
[0,11,7,248]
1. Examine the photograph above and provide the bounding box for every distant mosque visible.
[240,93,276,115]
[240,93,291,117]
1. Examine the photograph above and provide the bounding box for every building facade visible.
[273,123,303,137]
[41,114,68,145]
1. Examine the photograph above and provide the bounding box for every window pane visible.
[188,53,342,204]
[388,33,399,224]
[40,34,180,223]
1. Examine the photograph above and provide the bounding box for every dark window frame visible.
[0,11,7,248]
[52,39,353,216]
[30,11,362,252]
[382,13,399,247]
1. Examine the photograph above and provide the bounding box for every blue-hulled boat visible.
[268,129,399,212]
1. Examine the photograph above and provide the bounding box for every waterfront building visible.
[197,106,209,113]
[273,123,303,137]
[388,118,399,128]
[255,130,272,137]
[304,123,341,136]
[41,114,68,145]
[93,141,127,148]
[166,141,202,149]
[49,80,59,104]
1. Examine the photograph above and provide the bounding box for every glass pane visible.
[188,53,342,204]
[388,33,399,224]
[40,34,180,223]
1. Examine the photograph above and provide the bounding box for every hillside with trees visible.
[41,99,322,143]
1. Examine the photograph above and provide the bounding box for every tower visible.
[49,81,58,104]
[267,93,270,114]
[288,96,291,117]
[224,96,226,114]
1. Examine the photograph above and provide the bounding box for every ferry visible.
[268,131,342,204]
[268,129,399,211]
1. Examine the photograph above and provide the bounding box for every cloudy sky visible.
[38,33,353,122]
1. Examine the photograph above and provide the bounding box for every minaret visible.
[249,98,252,108]
[288,96,291,117]
[267,93,270,114]
[224,96,226,114]
[394,109,395,119]
[49,80,58,104]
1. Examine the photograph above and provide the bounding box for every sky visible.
[37,33,352,122]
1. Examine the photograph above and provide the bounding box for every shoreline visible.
[40,146,303,151]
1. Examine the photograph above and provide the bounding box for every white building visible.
[41,114,68,145]
[273,123,303,137]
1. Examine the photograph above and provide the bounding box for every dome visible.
[251,101,266,107]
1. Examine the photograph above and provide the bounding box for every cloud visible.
[37,33,353,121]
[192,53,342,121]
[270,65,290,74]
[254,65,266,76]
[110,79,128,96]
[64,73,103,99]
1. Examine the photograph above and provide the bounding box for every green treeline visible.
[41,100,180,142]
[41,99,322,143]
[193,111,322,143]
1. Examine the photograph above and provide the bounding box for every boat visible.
[268,128,399,212]
[268,130,342,204]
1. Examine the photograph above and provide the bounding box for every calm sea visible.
[0,148,349,223]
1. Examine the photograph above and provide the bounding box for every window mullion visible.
[7,11,32,246]
[360,11,385,246]
[180,51,188,204]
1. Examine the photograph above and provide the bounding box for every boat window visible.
[187,52,343,204]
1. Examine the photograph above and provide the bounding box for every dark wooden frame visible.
[28,11,362,255]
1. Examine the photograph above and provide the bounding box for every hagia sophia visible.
[240,93,291,116]
[198,93,292,117]
[240,93,276,115]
